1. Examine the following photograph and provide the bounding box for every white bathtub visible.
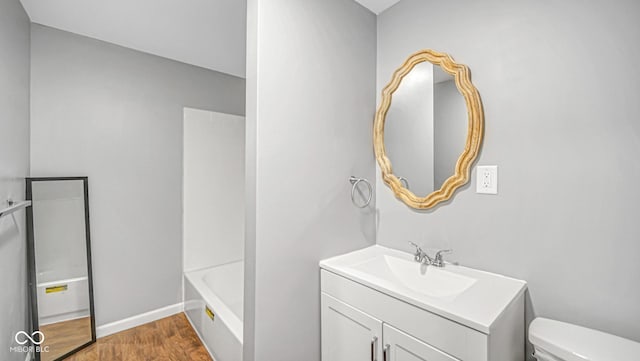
[184,261,243,361]
[37,266,90,326]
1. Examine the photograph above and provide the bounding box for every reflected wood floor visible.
[41,317,93,361]
[63,313,213,361]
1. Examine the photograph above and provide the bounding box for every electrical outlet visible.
[476,166,498,194]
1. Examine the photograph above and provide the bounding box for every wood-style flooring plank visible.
[40,317,93,361]
[61,313,212,361]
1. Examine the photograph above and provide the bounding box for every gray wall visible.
[244,0,376,360]
[434,80,467,187]
[30,24,245,326]
[376,0,640,356]
[385,62,435,196]
[0,1,31,360]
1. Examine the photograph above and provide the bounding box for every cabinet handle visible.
[371,336,378,361]
[383,344,390,361]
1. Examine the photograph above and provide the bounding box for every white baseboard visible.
[40,310,90,326]
[96,302,184,338]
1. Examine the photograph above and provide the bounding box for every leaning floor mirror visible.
[26,177,96,361]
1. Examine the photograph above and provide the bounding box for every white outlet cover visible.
[476,165,498,194]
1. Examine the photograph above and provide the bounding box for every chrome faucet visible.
[431,249,453,267]
[408,242,452,268]
[409,242,431,264]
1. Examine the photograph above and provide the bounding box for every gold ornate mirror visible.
[374,49,484,209]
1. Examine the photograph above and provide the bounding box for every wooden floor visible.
[40,317,93,361]
[61,313,212,361]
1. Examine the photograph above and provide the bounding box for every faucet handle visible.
[408,242,423,262]
[432,249,452,267]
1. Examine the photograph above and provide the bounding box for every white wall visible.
[376,0,640,356]
[30,25,245,326]
[244,0,377,359]
[183,108,245,272]
[0,1,31,360]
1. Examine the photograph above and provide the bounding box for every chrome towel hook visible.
[349,176,372,208]
[398,176,410,190]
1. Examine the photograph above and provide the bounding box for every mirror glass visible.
[27,178,95,361]
[384,62,468,197]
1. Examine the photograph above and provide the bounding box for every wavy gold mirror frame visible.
[374,49,484,209]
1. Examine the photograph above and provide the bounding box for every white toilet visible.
[529,317,640,361]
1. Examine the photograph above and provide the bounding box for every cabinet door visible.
[383,324,460,361]
[322,293,383,361]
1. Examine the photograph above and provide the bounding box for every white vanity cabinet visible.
[383,323,460,361]
[321,293,382,361]
[320,246,527,361]
[321,291,460,361]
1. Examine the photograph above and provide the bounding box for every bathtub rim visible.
[184,262,243,343]
[37,275,88,288]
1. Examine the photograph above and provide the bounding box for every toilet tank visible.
[529,318,640,361]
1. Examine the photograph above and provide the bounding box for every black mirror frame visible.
[26,177,97,361]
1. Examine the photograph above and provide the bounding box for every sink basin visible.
[349,255,476,298]
[320,245,527,333]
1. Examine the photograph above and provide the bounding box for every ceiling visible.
[20,0,247,78]
[354,0,402,14]
[19,0,401,78]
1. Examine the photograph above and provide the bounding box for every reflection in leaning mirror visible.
[26,178,96,361]
[374,49,484,209]
[385,63,467,197]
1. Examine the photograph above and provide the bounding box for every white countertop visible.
[319,245,527,334]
